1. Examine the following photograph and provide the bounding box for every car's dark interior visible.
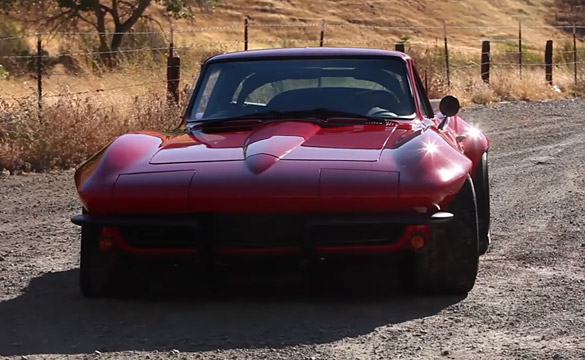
[191,58,417,120]
[263,87,408,115]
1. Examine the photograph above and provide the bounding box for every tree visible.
[554,0,585,24]
[20,0,215,53]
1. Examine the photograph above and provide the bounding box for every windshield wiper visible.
[189,108,398,128]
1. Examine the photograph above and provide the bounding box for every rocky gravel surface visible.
[0,99,584,359]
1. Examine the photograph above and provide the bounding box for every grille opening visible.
[117,215,407,250]
[120,226,200,249]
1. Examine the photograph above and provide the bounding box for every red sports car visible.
[72,47,490,297]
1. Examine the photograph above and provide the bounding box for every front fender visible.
[75,132,166,212]
[381,128,472,210]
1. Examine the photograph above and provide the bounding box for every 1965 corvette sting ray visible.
[72,47,490,297]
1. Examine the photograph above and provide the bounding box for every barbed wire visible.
[3,22,585,42]
[0,45,210,60]
[248,23,321,28]
[0,80,165,101]
[3,20,585,104]
[490,60,585,66]
[44,80,165,98]
[174,25,244,33]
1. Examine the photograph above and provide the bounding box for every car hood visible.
[150,121,409,166]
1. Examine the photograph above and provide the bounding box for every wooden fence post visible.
[319,19,325,47]
[518,21,523,79]
[244,18,249,51]
[545,40,553,85]
[167,29,180,104]
[443,21,450,88]
[573,23,577,86]
[36,33,43,118]
[395,43,405,53]
[481,40,490,84]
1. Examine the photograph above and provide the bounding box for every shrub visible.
[0,92,182,172]
[0,16,32,76]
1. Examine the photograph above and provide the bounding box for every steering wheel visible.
[367,107,399,118]
[355,90,402,115]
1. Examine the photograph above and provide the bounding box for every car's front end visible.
[73,48,488,297]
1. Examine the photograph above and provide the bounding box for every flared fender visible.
[75,133,165,211]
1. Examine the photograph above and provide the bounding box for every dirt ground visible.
[0,99,584,359]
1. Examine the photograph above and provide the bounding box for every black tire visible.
[474,153,491,255]
[414,176,480,295]
[79,225,119,298]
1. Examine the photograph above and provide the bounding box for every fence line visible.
[3,19,585,114]
[4,22,585,41]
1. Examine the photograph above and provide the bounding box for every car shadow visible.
[0,265,463,356]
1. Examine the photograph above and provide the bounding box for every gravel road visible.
[0,99,584,359]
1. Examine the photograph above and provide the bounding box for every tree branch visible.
[120,0,152,32]
[44,9,75,32]
[111,0,121,27]
[140,14,165,32]
[117,1,136,20]
[76,12,97,29]
[118,0,137,14]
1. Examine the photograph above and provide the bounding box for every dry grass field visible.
[0,0,583,172]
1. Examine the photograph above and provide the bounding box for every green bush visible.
[0,16,32,75]
[0,64,8,78]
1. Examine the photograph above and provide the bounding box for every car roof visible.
[206,47,411,63]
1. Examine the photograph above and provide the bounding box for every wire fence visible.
[2,19,585,111]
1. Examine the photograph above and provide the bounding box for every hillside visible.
[0,0,575,115]
[166,0,562,50]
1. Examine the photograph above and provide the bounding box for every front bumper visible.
[71,212,453,257]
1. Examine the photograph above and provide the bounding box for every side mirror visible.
[439,95,460,117]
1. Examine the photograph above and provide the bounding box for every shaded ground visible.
[0,99,584,359]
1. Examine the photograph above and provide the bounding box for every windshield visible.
[188,58,415,121]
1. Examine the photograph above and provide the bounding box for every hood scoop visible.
[245,153,279,174]
[243,122,320,173]
[244,135,307,174]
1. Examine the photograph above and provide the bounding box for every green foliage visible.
[56,0,96,12]
[553,39,585,67]
[0,17,29,54]
[0,64,8,78]
[0,0,37,13]
[496,42,541,65]
[158,0,195,18]
[0,16,32,76]
[1,0,216,56]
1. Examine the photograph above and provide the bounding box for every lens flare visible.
[467,125,482,139]
[422,140,438,156]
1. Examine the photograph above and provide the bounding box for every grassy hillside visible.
[174,0,560,48]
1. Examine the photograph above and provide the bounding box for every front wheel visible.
[79,226,120,298]
[475,153,491,255]
[414,177,480,295]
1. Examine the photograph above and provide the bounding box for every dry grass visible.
[0,65,575,173]
[0,0,579,172]
[0,93,182,172]
[183,0,560,47]
[450,68,571,105]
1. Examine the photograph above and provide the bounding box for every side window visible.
[413,68,434,119]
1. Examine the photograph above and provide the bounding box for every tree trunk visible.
[109,0,152,55]
[94,4,112,66]
[110,30,124,53]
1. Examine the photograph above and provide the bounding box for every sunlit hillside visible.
[166,0,562,49]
